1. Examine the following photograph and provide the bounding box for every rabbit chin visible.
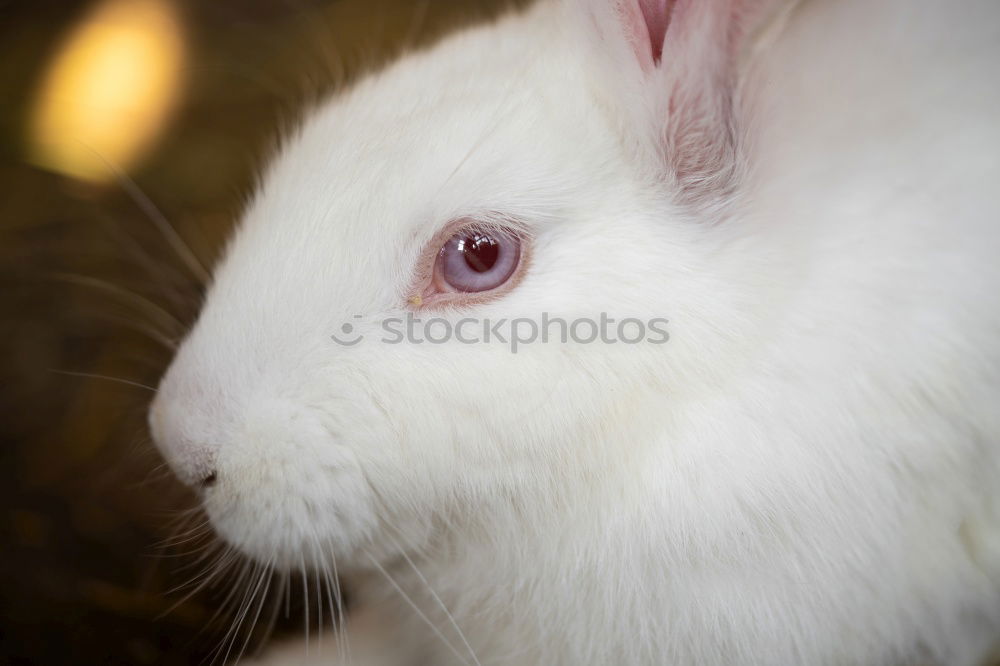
[198,422,382,571]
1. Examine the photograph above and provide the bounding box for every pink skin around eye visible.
[406,218,531,310]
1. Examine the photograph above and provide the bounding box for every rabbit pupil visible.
[460,233,500,273]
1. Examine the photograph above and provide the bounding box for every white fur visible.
[150,0,1000,663]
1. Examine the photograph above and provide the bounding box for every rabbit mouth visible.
[191,426,380,573]
[196,448,442,581]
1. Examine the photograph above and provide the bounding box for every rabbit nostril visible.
[200,471,218,489]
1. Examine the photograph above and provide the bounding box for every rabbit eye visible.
[434,228,521,293]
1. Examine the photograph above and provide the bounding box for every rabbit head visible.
[150,0,778,569]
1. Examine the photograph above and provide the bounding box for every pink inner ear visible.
[637,0,675,63]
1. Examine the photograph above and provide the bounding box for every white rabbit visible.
[149,0,1000,663]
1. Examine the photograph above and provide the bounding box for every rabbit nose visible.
[149,396,219,490]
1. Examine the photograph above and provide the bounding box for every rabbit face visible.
[150,19,688,569]
[150,0,767,570]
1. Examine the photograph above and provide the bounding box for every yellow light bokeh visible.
[29,0,185,183]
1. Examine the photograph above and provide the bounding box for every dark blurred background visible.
[0,1,512,663]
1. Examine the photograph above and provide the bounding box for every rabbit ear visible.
[573,0,780,202]
[616,0,676,70]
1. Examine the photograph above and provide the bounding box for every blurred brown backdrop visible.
[0,1,513,663]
